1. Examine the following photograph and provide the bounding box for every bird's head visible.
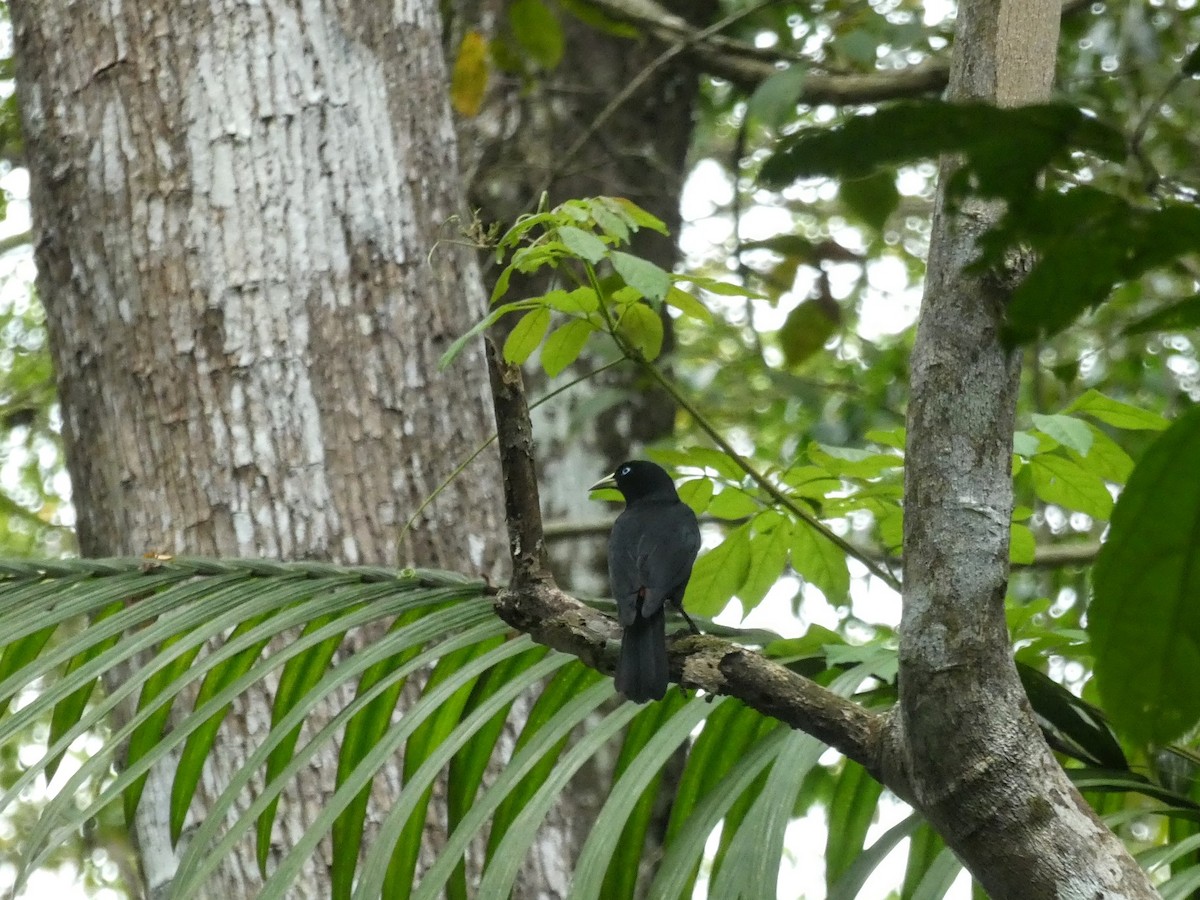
[589,460,679,503]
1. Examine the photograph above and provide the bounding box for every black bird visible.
[590,460,702,703]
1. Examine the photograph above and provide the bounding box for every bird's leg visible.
[678,606,701,635]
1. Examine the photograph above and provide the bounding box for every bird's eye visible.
[619,465,631,475]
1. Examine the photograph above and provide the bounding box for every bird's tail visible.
[615,608,667,703]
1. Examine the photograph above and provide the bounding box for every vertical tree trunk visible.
[899,2,1156,896]
[10,0,561,894]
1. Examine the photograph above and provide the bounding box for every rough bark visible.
[897,2,1158,896]
[9,0,533,895]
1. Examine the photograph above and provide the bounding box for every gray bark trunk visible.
[9,0,557,895]
[898,2,1157,896]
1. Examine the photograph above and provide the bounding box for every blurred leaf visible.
[1002,193,1200,345]
[508,0,564,68]
[840,171,900,233]
[761,101,1123,190]
[1065,389,1170,431]
[1123,294,1200,335]
[665,286,712,322]
[810,443,902,479]
[542,287,599,315]
[825,761,885,888]
[1090,405,1200,744]
[824,644,897,683]
[450,32,489,117]
[746,66,808,129]
[556,0,640,37]
[779,297,840,367]
[1009,523,1035,564]
[707,487,760,520]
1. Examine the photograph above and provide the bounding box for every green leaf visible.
[439,300,537,370]
[1009,523,1035,565]
[541,287,599,314]
[677,477,714,515]
[503,308,552,365]
[840,171,899,233]
[761,101,1123,191]
[739,514,794,613]
[256,616,346,874]
[608,198,668,235]
[1065,389,1170,431]
[707,487,760,520]
[540,319,594,377]
[610,252,670,302]
[1029,453,1114,519]
[809,443,902,479]
[124,634,205,825]
[508,0,564,68]
[1182,42,1200,76]
[791,524,850,605]
[687,275,768,300]
[649,447,744,481]
[616,303,664,360]
[1090,405,1200,744]
[664,286,712,322]
[1013,430,1041,458]
[557,225,608,263]
[1031,413,1093,456]
[588,201,631,245]
[823,644,897,683]
[779,298,840,367]
[1003,193,1200,345]
[746,65,808,129]
[684,523,753,617]
[1069,425,1134,485]
[825,761,885,888]
[172,620,274,842]
[47,602,124,781]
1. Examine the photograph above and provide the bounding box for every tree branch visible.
[582,0,1090,99]
[483,334,903,796]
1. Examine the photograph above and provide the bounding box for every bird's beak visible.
[589,475,617,493]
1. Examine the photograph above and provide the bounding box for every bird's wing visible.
[608,512,646,627]
[636,501,701,617]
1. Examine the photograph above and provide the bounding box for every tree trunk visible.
[9,0,561,895]
[898,1,1157,896]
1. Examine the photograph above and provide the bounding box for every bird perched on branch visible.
[590,460,701,703]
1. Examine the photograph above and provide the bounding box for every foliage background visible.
[1,0,1200,896]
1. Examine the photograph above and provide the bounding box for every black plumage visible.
[591,460,701,703]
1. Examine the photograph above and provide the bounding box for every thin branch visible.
[632,355,903,591]
[491,574,896,789]
[485,337,551,586]
[483,324,902,795]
